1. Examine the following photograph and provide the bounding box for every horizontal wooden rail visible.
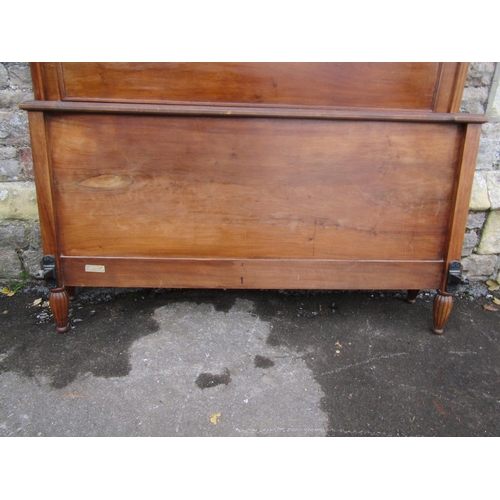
[61,257,444,290]
[19,100,488,124]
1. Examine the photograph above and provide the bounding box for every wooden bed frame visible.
[20,63,487,334]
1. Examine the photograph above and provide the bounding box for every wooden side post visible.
[434,123,483,334]
[27,111,69,333]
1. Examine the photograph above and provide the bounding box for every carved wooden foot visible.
[407,289,419,304]
[432,289,453,335]
[49,287,70,333]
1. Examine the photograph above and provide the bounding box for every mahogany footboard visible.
[20,63,486,334]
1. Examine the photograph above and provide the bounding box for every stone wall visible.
[0,63,41,281]
[0,62,499,286]
[461,62,500,282]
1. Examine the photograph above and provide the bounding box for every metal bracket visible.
[446,260,468,293]
[35,255,58,289]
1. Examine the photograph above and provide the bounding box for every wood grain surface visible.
[31,62,468,112]
[22,62,484,334]
[19,100,488,123]
[61,257,443,290]
[46,114,463,265]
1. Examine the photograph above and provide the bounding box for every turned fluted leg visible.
[49,286,70,333]
[432,289,453,335]
[407,289,420,304]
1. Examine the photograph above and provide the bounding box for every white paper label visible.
[85,264,106,273]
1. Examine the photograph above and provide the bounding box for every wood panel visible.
[30,62,62,101]
[27,112,59,258]
[46,114,463,262]
[441,123,483,289]
[61,257,443,290]
[30,63,468,112]
[438,62,469,113]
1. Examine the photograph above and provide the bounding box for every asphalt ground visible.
[1,284,498,500]
[0,285,499,438]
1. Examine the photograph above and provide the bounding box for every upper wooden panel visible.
[31,62,469,112]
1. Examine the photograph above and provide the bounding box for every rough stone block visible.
[0,249,22,278]
[0,159,22,181]
[0,111,30,147]
[476,123,500,170]
[466,62,496,87]
[27,222,42,250]
[467,211,487,229]
[487,171,500,209]
[0,111,9,139]
[0,89,34,109]
[0,222,29,249]
[0,221,42,278]
[462,231,478,256]
[469,172,490,210]
[460,86,489,114]
[462,254,498,279]
[492,83,500,121]
[0,182,38,220]
[18,147,33,178]
[0,147,17,160]
[0,64,8,89]
[477,210,500,254]
[7,64,32,89]
[21,248,43,276]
